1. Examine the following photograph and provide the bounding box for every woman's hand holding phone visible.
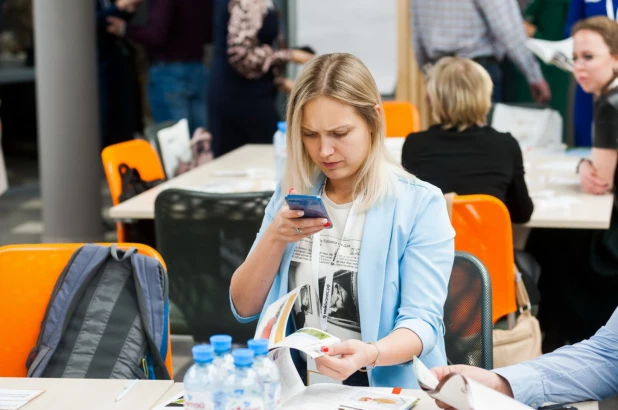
[267,189,330,243]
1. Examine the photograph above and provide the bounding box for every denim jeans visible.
[148,61,208,133]
[479,61,503,103]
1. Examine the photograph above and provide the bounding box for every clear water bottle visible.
[224,349,264,410]
[210,335,234,409]
[210,335,234,371]
[184,344,218,410]
[273,121,287,182]
[247,339,281,410]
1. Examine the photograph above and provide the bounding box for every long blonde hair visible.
[283,53,411,211]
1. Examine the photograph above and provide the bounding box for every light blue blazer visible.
[231,173,455,388]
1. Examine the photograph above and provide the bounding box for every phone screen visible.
[285,194,332,227]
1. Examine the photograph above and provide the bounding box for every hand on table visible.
[579,161,610,195]
[430,365,514,409]
[314,340,378,381]
[266,188,329,243]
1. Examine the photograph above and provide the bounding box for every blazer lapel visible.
[357,195,396,342]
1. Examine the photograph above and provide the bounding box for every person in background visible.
[431,305,618,409]
[526,16,618,353]
[564,0,617,147]
[230,53,454,388]
[401,56,534,224]
[96,0,144,148]
[107,0,212,134]
[410,0,551,103]
[208,0,313,157]
[503,0,570,142]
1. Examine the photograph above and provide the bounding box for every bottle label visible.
[225,397,264,410]
[184,392,213,410]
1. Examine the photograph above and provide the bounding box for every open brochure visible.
[526,37,573,72]
[0,389,45,410]
[413,357,532,410]
[255,287,341,359]
[153,384,418,410]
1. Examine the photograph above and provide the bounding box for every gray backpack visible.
[26,244,171,380]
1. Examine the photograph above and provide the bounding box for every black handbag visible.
[117,163,165,247]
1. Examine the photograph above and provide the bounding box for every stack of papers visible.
[0,389,45,410]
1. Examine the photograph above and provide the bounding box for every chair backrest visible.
[101,139,165,207]
[444,251,493,370]
[154,188,273,343]
[451,194,517,323]
[383,100,421,137]
[0,243,173,378]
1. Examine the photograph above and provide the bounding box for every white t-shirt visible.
[289,192,366,341]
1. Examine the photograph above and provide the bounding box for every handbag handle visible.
[514,268,532,314]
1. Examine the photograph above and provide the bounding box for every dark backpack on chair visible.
[26,244,171,380]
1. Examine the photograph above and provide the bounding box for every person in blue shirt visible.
[230,53,455,388]
[431,305,618,408]
[565,0,618,146]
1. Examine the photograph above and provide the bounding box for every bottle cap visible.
[232,348,255,367]
[277,121,287,133]
[192,344,214,363]
[247,339,269,356]
[210,335,232,354]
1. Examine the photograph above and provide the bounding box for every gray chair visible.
[444,251,494,369]
[154,188,273,343]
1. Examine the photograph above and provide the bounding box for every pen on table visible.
[115,379,138,402]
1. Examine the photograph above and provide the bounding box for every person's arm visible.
[316,186,455,378]
[564,0,584,38]
[125,0,174,48]
[226,0,292,80]
[230,187,328,320]
[579,101,618,194]
[505,136,534,223]
[494,307,618,406]
[476,0,543,85]
[410,0,429,72]
[432,307,618,409]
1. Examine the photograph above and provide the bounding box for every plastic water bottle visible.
[273,121,287,182]
[210,335,234,409]
[210,335,234,371]
[223,349,264,410]
[184,344,218,410]
[247,339,281,410]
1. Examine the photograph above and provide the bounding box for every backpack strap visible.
[130,253,170,380]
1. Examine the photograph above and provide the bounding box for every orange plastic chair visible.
[101,139,165,241]
[383,100,421,137]
[451,195,517,324]
[0,243,173,378]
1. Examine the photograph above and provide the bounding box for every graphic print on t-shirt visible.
[289,231,363,341]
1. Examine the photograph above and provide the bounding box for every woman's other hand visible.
[314,340,378,381]
[291,49,314,65]
[266,188,329,243]
[579,160,611,194]
[106,16,127,37]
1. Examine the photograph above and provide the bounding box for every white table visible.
[153,383,598,410]
[0,378,175,410]
[109,144,613,231]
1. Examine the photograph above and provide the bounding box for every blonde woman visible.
[230,53,454,388]
[401,56,534,223]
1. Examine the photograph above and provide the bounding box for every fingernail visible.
[324,221,331,227]
[297,211,304,217]
[321,346,329,352]
[288,188,294,194]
